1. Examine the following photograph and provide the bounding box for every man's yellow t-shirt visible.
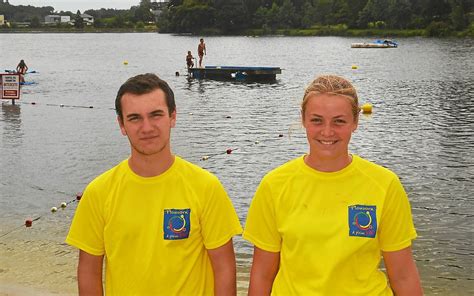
[243,155,417,295]
[66,156,242,295]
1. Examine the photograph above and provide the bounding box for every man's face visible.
[118,89,176,157]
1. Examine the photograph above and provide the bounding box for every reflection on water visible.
[1,102,23,142]
[0,34,473,295]
[1,102,23,170]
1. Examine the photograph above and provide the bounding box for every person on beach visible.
[198,38,206,68]
[243,75,423,295]
[16,59,28,82]
[66,73,242,295]
[186,50,194,69]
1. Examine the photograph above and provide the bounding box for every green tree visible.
[450,3,467,30]
[30,16,40,27]
[279,0,297,28]
[75,10,84,28]
[301,0,316,28]
[387,0,412,29]
[134,0,154,23]
[329,0,351,25]
[214,0,249,33]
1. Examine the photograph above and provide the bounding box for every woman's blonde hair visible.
[301,75,359,119]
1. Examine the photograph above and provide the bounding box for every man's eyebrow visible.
[150,109,165,115]
[126,113,141,119]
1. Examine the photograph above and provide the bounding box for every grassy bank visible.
[243,25,473,38]
[1,25,472,37]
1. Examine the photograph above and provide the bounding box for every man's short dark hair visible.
[115,73,176,120]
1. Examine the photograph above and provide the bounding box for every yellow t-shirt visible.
[243,155,417,296]
[66,156,242,295]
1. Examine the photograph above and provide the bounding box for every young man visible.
[66,73,242,295]
[198,38,206,68]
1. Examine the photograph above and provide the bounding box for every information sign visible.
[1,74,21,100]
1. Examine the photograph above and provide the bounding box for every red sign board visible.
[1,74,21,100]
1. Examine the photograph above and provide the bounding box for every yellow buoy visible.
[123,61,129,65]
[352,65,358,69]
[361,103,373,114]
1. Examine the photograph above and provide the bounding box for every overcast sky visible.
[9,1,141,12]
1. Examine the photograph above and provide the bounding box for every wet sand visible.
[0,234,250,295]
[0,238,77,295]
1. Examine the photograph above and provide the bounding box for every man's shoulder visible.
[89,160,128,187]
[175,156,218,182]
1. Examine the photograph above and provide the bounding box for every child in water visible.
[186,51,194,69]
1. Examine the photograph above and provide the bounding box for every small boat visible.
[351,39,398,48]
[188,66,282,82]
[4,69,38,74]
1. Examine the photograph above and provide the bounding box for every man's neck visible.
[128,152,175,178]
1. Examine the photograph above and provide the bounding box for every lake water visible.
[0,33,473,295]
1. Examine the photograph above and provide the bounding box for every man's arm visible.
[383,246,423,296]
[248,246,280,296]
[78,250,104,296]
[207,239,237,296]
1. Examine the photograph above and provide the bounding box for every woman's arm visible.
[248,246,280,296]
[383,246,423,296]
[78,250,104,296]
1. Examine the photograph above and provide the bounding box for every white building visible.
[80,14,94,25]
[44,15,71,24]
[61,16,71,23]
[44,15,61,24]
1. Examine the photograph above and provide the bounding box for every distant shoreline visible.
[1,27,471,37]
[0,28,157,34]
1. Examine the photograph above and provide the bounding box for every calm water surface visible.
[0,34,473,295]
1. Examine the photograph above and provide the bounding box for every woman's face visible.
[302,93,358,162]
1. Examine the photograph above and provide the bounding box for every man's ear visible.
[118,116,127,136]
[170,110,177,128]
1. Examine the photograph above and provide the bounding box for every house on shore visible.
[80,13,94,25]
[44,15,71,24]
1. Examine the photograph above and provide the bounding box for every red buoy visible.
[226,149,232,154]
[25,219,33,227]
[76,192,83,201]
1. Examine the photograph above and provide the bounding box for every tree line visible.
[0,0,154,29]
[158,0,472,36]
[1,0,472,36]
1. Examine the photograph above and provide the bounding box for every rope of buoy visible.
[0,192,82,239]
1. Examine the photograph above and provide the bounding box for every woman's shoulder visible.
[353,155,400,182]
[263,156,303,181]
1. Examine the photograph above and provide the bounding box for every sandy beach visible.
[0,237,77,295]
[0,231,250,295]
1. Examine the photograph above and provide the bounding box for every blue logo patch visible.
[348,205,377,238]
[164,209,191,240]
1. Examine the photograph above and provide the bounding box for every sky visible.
[9,1,141,12]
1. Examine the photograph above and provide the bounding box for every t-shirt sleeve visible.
[242,178,281,252]
[65,182,106,256]
[200,178,242,250]
[378,176,417,252]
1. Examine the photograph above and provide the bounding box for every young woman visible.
[16,59,28,83]
[243,75,423,295]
